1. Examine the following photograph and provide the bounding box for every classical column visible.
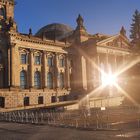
[92,57,96,88]
[8,47,11,87]
[43,51,47,88]
[56,53,59,89]
[65,55,70,89]
[29,49,34,88]
[0,67,4,88]
[97,54,100,83]
[55,53,59,102]
[10,43,16,87]
[53,54,57,89]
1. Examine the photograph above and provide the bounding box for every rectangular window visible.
[48,57,53,67]
[24,97,29,106]
[38,96,43,104]
[0,97,5,108]
[35,55,41,65]
[51,96,56,103]
[21,54,27,64]
[59,58,65,67]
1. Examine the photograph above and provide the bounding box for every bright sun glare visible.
[101,71,117,86]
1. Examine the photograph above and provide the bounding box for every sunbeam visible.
[114,83,139,106]
[76,46,140,107]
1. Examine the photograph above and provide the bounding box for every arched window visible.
[20,70,27,89]
[0,51,2,63]
[47,72,53,89]
[48,56,53,67]
[0,7,6,19]
[58,73,64,88]
[34,71,41,88]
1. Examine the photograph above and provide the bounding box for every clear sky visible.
[15,0,140,37]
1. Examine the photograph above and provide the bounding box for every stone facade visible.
[0,0,136,110]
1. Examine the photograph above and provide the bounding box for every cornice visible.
[9,32,71,48]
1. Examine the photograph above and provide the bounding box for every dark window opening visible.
[51,96,56,103]
[0,97,5,108]
[24,97,29,106]
[0,7,6,19]
[38,96,43,104]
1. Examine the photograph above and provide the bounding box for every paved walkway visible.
[0,122,139,140]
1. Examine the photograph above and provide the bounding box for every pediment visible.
[97,34,131,49]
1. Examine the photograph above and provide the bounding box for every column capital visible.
[29,48,34,53]
[42,50,47,54]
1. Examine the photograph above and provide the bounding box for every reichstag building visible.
[0,0,136,110]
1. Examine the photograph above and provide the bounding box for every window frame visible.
[47,72,53,89]
[20,70,27,89]
[34,71,41,89]
[34,55,41,65]
[38,96,44,104]
[20,53,28,64]
[47,56,53,67]
[24,97,29,106]
[58,73,64,89]
[59,56,65,67]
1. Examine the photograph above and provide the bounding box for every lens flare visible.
[101,71,117,86]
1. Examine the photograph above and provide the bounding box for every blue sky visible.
[15,0,140,37]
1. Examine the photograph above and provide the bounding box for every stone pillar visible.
[92,57,97,88]
[10,43,16,87]
[55,53,59,102]
[8,47,11,87]
[0,68,4,88]
[43,51,47,88]
[97,54,101,84]
[29,49,34,88]
[53,54,57,89]
[65,55,70,89]
[56,53,59,88]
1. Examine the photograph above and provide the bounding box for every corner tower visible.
[0,0,14,20]
[0,0,16,31]
[73,14,89,43]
